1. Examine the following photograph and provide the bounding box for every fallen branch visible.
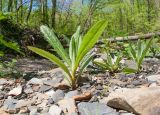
[98,32,160,44]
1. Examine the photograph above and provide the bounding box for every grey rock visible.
[28,106,38,115]
[131,80,142,86]
[43,78,63,87]
[15,100,34,109]
[24,86,33,94]
[52,90,65,103]
[0,92,5,100]
[49,105,62,115]
[39,85,52,92]
[65,90,80,99]
[78,102,119,115]
[96,84,103,90]
[2,99,18,114]
[146,74,160,83]
[58,98,77,115]
[28,78,43,85]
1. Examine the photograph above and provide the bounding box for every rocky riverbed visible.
[0,58,160,115]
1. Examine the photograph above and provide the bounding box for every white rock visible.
[49,105,62,115]
[45,90,56,97]
[28,78,43,85]
[8,85,22,96]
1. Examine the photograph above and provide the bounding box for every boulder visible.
[107,87,160,115]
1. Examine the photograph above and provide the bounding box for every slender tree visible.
[51,0,56,27]
[26,0,33,23]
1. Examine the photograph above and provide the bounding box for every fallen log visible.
[98,32,160,44]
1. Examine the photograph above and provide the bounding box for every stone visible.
[52,90,65,103]
[49,105,62,115]
[107,87,160,115]
[0,92,5,100]
[0,108,10,115]
[146,74,160,83]
[15,100,34,109]
[65,90,80,99]
[32,85,40,91]
[149,83,157,87]
[45,90,56,97]
[28,106,38,115]
[24,86,33,94]
[0,79,8,85]
[8,85,22,96]
[39,85,52,92]
[78,102,119,115]
[37,100,48,108]
[73,92,92,101]
[28,78,43,85]
[96,84,103,90]
[43,78,63,87]
[58,98,77,115]
[2,99,18,114]
[19,107,29,114]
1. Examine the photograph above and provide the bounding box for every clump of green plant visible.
[149,38,160,57]
[94,49,122,73]
[123,39,153,73]
[28,20,108,89]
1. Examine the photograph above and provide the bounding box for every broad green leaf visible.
[0,37,23,55]
[138,39,153,68]
[28,46,72,78]
[79,54,94,75]
[40,26,71,66]
[75,20,108,71]
[123,67,137,74]
[137,39,142,58]
[128,43,137,61]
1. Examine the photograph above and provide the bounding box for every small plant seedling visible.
[123,39,153,74]
[28,20,108,89]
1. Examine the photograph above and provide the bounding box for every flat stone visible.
[65,90,80,99]
[43,78,63,87]
[24,86,33,94]
[39,85,52,92]
[8,85,22,96]
[2,99,18,114]
[45,90,56,97]
[28,106,38,115]
[0,108,10,115]
[146,74,160,83]
[52,90,65,103]
[49,105,62,115]
[58,98,77,115]
[28,78,43,85]
[78,102,119,115]
[0,79,8,85]
[15,100,34,109]
[107,87,160,115]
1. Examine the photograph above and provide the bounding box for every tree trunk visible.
[8,0,13,12]
[20,0,23,23]
[97,32,160,44]
[41,0,45,24]
[26,0,33,23]
[51,0,56,27]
